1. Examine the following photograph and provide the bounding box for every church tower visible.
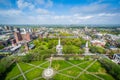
[85,41,89,54]
[56,38,63,55]
[84,35,90,55]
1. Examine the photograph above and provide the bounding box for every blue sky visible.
[0,0,120,24]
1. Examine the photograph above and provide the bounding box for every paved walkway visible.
[65,60,104,80]
[11,61,49,80]
[16,63,27,80]
[11,60,106,80]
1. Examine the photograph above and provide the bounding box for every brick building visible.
[14,28,32,43]
[14,31,22,43]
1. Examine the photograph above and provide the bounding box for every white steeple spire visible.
[56,37,63,55]
[58,37,60,45]
[84,35,94,55]
[86,35,89,40]
[86,41,88,48]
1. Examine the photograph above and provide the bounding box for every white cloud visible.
[73,14,93,19]
[0,9,22,16]
[17,0,34,10]
[35,0,45,5]
[17,0,53,10]
[35,8,51,15]
[98,13,117,16]
[54,15,70,19]
[0,9,119,24]
[35,0,53,8]
[71,3,109,15]
[70,0,114,16]
[53,14,93,20]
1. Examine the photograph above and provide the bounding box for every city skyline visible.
[0,0,120,24]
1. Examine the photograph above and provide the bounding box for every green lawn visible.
[5,60,115,80]
[87,61,105,72]
[26,68,43,79]
[5,64,21,80]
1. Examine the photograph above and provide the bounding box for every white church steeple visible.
[86,41,88,48]
[56,37,63,55]
[58,37,60,45]
[84,35,89,54]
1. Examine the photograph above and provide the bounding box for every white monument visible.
[84,35,90,55]
[42,56,55,79]
[84,41,89,54]
[84,36,95,55]
[56,38,63,55]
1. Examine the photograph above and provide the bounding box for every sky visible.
[0,0,120,24]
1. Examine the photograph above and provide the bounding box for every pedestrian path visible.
[11,60,107,80]
[16,63,27,80]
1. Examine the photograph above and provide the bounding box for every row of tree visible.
[33,38,86,49]
[18,37,109,63]
[90,46,105,54]
[20,47,56,62]
[0,56,14,76]
[99,58,120,80]
[33,38,107,55]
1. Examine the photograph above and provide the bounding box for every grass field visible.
[5,59,114,80]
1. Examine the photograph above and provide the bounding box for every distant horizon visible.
[1,24,120,25]
[1,24,120,28]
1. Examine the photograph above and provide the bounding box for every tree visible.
[0,63,6,74]
[0,45,4,49]
[0,57,13,75]
[63,45,81,54]
[99,58,120,80]
[105,42,110,48]
[90,46,105,54]
[97,46,105,54]
[90,46,97,53]
[22,54,33,62]
[20,46,25,52]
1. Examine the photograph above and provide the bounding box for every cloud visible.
[0,9,120,24]
[16,0,53,10]
[98,13,118,16]
[0,0,119,24]
[53,14,93,20]
[17,0,34,10]
[0,8,119,24]
[70,0,120,15]
[0,9,23,16]
[73,14,93,20]
[34,0,53,8]
[35,8,53,15]
[71,4,109,15]
[35,0,45,5]
[69,0,120,24]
